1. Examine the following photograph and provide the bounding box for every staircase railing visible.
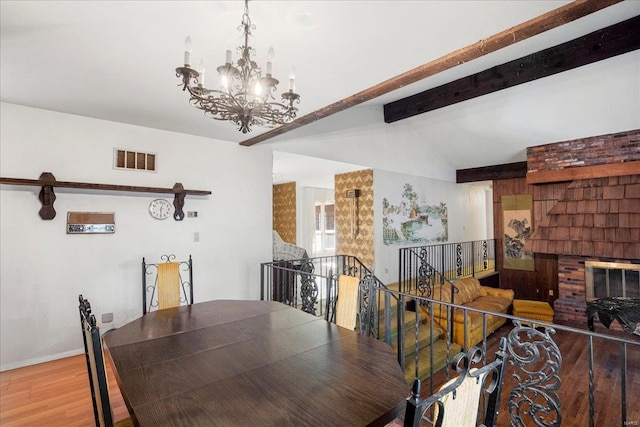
[260,254,391,338]
[394,257,459,374]
[399,239,496,294]
[261,254,461,378]
[262,253,638,426]
[378,286,640,427]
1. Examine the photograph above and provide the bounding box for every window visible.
[315,202,335,252]
[585,261,640,300]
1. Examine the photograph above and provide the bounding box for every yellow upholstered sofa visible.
[429,277,514,349]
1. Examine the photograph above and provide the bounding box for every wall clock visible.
[149,198,172,220]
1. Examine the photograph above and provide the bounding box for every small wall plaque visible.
[67,212,115,234]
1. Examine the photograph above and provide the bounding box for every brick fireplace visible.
[555,255,587,323]
[525,130,640,326]
[554,255,639,325]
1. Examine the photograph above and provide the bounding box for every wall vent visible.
[114,149,156,172]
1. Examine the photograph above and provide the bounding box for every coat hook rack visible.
[0,172,211,220]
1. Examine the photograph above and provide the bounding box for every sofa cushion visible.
[480,286,515,301]
[444,277,481,305]
[431,281,490,313]
[465,295,512,314]
[431,283,454,304]
[452,312,508,349]
[431,278,513,305]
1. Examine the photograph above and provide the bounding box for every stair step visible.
[403,339,462,384]
[376,284,416,314]
[378,310,425,338]
[376,295,429,321]
[389,322,445,357]
[376,292,400,314]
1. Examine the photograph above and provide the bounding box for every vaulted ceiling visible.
[2,1,639,173]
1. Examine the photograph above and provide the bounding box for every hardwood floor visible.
[423,321,640,427]
[1,322,638,426]
[0,354,129,427]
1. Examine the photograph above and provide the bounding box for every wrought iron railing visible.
[392,257,459,372]
[260,254,388,338]
[378,286,639,427]
[399,239,496,294]
[261,252,637,426]
[396,240,637,425]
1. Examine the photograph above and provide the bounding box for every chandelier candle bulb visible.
[225,49,232,65]
[198,59,205,87]
[184,36,192,67]
[266,46,274,75]
[289,67,296,92]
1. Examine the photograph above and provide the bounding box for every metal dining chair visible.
[403,337,509,427]
[141,254,193,314]
[78,295,133,427]
[328,274,360,330]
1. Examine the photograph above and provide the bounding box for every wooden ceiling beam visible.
[239,0,623,147]
[457,162,528,183]
[384,15,640,123]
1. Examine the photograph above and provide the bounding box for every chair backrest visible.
[78,294,115,427]
[335,275,360,330]
[142,254,193,314]
[433,368,487,426]
[404,337,509,427]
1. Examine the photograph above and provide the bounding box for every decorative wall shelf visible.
[0,172,211,220]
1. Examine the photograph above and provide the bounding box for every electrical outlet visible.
[187,211,198,218]
[194,232,200,242]
[549,289,554,296]
[102,313,113,323]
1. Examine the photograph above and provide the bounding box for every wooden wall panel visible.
[493,177,559,302]
[272,182,296,244]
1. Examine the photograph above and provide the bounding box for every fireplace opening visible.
[585,261,640,301]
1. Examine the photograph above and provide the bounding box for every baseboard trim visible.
[0,348,84,372]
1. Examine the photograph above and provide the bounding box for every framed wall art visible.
[501,194,534,271]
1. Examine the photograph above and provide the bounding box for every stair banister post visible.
[440,244,445,285]
[398,294,405,370]
[403,379,422,427]
[472,240,476,277]
[384,291,391,344]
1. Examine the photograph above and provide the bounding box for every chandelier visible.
[175,0,300,134]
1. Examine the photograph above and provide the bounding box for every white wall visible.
[373,169,490,284]
[0,103,273,371]
[269,106,457,182]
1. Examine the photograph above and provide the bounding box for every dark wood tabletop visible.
[103,300,409,426]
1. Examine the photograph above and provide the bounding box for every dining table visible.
[103,299,409,426]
